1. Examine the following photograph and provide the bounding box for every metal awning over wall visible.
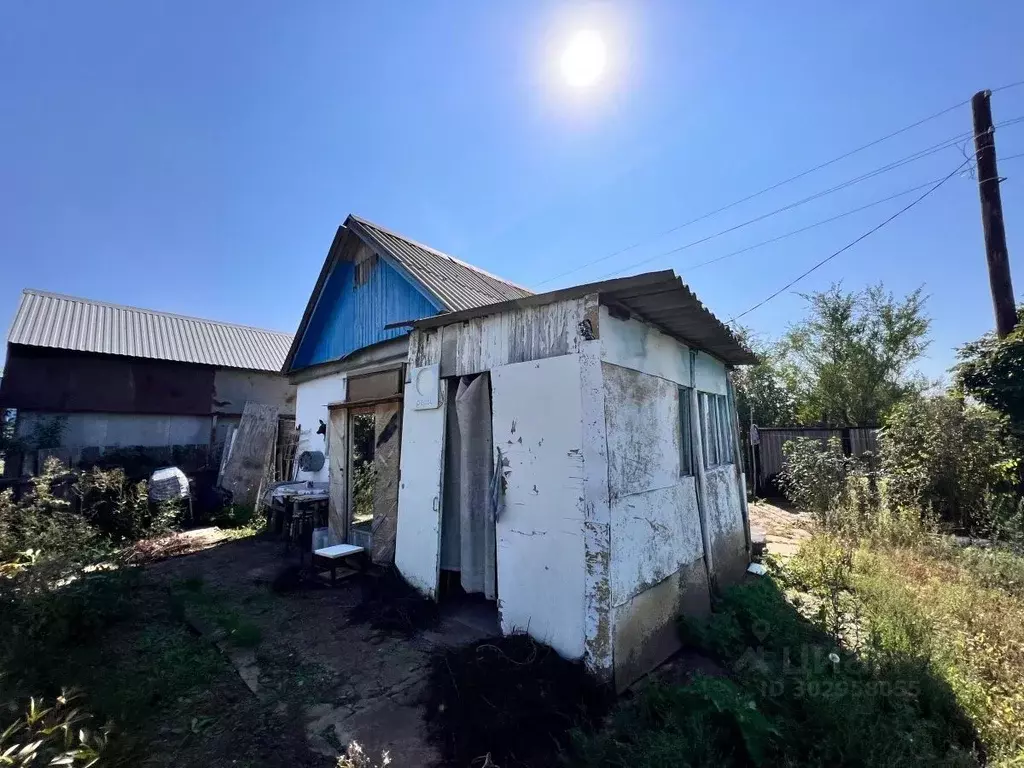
[391,271,757,366]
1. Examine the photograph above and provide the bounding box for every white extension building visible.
[284,217,755,688]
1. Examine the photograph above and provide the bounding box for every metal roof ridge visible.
[346,215,534,293]
[19,288,294,339]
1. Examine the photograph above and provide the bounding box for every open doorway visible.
[327,399,401,564]
[349,409,376,549]
[438,373,500,637]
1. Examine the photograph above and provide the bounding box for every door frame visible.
[346,405,377,548]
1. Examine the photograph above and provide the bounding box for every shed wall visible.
[293,372,347,482]
[491,354,588,660]
[600,362,710,687]
[0,345,214,415]
[705,466,748,585]
[599,306,691,386]
[212,369,295,417]
[411,297,593,376]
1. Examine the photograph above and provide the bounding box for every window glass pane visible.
[718,396,730,464]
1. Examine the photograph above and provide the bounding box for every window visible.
[699,391,734,468]
[679,386,693,476]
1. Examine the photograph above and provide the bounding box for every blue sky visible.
[2,0,1022,380]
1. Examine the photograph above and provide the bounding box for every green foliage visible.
[0,459,106,571]
[779,437,854,529]
[786,283,930,426]
[785,534,856,641]
[75,466,179,542]
[579,577,978,767]
[0,569,141,694]
[573,677,776,767]
[954,308,1024,437]
[0,690,109,767]
[881,395,1019,536]
[735,284,931,429]
[732,330,798,432]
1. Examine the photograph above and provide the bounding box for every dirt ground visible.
[144,536,493,766]
[748,499,814,559]
[128,502,811,766]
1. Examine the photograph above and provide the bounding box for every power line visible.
[533,81,1024,289]
[532,95,976,287]
[679,178,946,273]
[681,155,1024,275]
[993,79,1024,94]
[593,119,1024,280]
[726,157,973,324]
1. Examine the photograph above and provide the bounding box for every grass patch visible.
[173,576,264,648]
[574,575,981,767]
[852,543,1024,762]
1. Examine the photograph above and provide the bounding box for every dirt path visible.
[748,500,813,559]
[144,537,493,766]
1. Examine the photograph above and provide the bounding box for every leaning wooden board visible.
[218,402,279,509]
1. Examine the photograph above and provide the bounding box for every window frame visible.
[679,386,694,476]
[699,391,734,469]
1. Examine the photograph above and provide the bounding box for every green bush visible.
[0,690,109,767]
[75,466,179,542]
[881,395,1019,537]
[779,436,854,529]
[0,460,106,569]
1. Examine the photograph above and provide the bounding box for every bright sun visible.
[560,30,606,88]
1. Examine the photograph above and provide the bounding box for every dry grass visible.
[855,544,1024,763]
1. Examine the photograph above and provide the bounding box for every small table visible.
[312,543,366,584]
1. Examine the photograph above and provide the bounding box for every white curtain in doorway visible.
[453,373,497,599]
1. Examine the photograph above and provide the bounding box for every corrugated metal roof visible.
[396,270,758,366]
[346,215,532,311]
[7,289,293,372]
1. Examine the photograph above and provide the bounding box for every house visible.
[282,215,531,562]
[0,289,296,474]
[285,215,755,688]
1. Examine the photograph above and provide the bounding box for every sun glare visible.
[560,30,606,88]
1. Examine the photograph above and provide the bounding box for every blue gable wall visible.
[292,255,442,370]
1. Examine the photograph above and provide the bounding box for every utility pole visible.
[972,89,1016,338]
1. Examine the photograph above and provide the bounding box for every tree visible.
[954,306,1024,438]
[783,283,930,426]
[732,330,797,431]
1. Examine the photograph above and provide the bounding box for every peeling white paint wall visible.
[394,377,448,597]
[599,305,691,386]
[705,466,747,584]
[600,309,746,687]
[694,351,728,396]
[413,299,591,377]
[292,372,346,482]
[492,354,588,660]
[601,361,705,606]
